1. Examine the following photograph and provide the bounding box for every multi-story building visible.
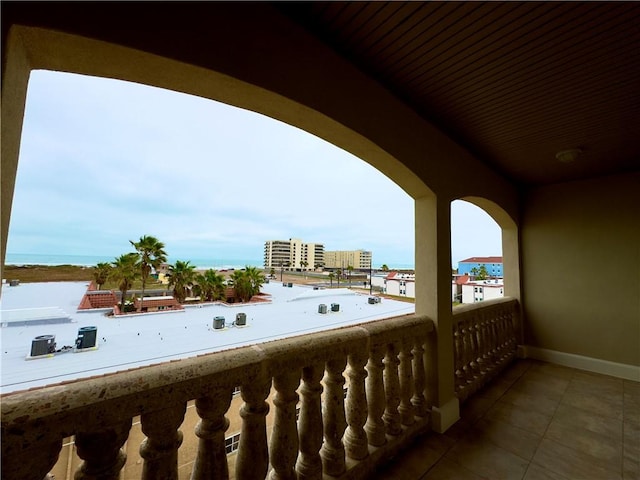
[264,238,324,271]
[457,256,503,277]
[324,249,372,270]
[461,279,505,304]
[383,271,415,298]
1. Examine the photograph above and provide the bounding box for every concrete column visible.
[415,195,460,433]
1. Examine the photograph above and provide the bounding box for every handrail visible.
[452,297,519,402]
[2,313,436,480]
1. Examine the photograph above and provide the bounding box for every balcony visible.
[1,299,525,480]
[374,359,639,480]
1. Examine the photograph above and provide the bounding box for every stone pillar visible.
[343,351,369,460]
[236,377,271,480]
[191,388,233,480]
[269,370,300,480]
[364,346,386,446]
[415,195,460,433]
[320,357,347,476]
[296,363,324,480]
[74,419,131,480]
[140,402,186,480]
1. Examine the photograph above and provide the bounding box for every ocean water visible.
[4,253,263,270]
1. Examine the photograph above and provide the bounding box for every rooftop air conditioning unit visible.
[318,304,327,314]
[76,326,97,350]
[213,316,225,329]
[30,335,56,357]
[235,312,246,326]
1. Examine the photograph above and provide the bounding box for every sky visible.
[7,70,501,268]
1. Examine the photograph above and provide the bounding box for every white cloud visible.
[7,71,501,268]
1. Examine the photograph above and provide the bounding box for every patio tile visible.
[544,419,622,471]
[471,418,541,460]
[522,463,571,480]
[532,438,622,480]
[552,403,623,440]
[485,399,553,436]
[445,434,528,479]
[422,457,486,480]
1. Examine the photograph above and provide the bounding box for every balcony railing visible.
[1,314,436,480]
[453,297,519,403]
[2,299,520,480]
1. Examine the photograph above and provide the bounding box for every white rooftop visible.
[0,282,414,394]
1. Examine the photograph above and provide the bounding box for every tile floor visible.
[373,359,640,480]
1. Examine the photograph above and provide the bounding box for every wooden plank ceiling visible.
[279,2,640,186]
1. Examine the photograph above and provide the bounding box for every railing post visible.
[140,402,186,480]
[296,363,324,480]
[191,388,233,480]
[411,340,428,417]
[398,338,416,426]
[343,351,369,460]
[74,419,131,480]
[382,344,402,435]
[364,346,386,446]
[320,357,348,476]
[236,377,271,480]
[1,437,61,480]
[269,370,300,480]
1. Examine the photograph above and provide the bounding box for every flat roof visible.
[0,282,414,394]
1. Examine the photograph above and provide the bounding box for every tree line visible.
[92,235,264,312]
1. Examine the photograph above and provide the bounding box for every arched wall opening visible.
[2,18,520,432]
[2,25,436,269]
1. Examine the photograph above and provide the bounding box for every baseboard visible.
[522,345,640,381]
[431,396,460,434]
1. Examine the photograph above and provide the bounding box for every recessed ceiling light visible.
[556,148,582,163]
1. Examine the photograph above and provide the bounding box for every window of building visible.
[232,386,241,396]
[225,433,241,454]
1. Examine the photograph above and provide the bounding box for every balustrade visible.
[452,298,519,403]
[2,314,437,480]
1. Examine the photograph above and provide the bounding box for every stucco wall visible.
[522,172,640,366]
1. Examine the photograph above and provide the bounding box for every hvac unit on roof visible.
[235,312,246,326]
[76,326,97,349]
[30,335,56,357]
[213,316,226,329]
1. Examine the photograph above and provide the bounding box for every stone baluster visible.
[364,345,386,447]
[191,388,233,480]
[410,340,428,417]
[320,357,347,476]
[343,351,369,460]
[296,363,324,480]
[453,322,465,393]
[2,437,61,480]
[398,339,415,426]
[140,402,186,480]
[235,377,271,480]
[269,370,300,480]
[74,419,131,480]
[468,320,479,375]
[479,314,491,372]
[382,343,402,435]
[461,321,474,386]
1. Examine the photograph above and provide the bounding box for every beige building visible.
[263,238,324,271]
[324,249,372,270]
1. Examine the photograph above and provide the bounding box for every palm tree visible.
[381,264,389,272]
[130,235,167,311]
[232,266,264,302]
[328,272,335,287]
[167,260,196,303]
[110,253,140,312]
[347,265,354,287]
[195,269,226,302]
[336,268,342,287]
[93,262,112,290]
